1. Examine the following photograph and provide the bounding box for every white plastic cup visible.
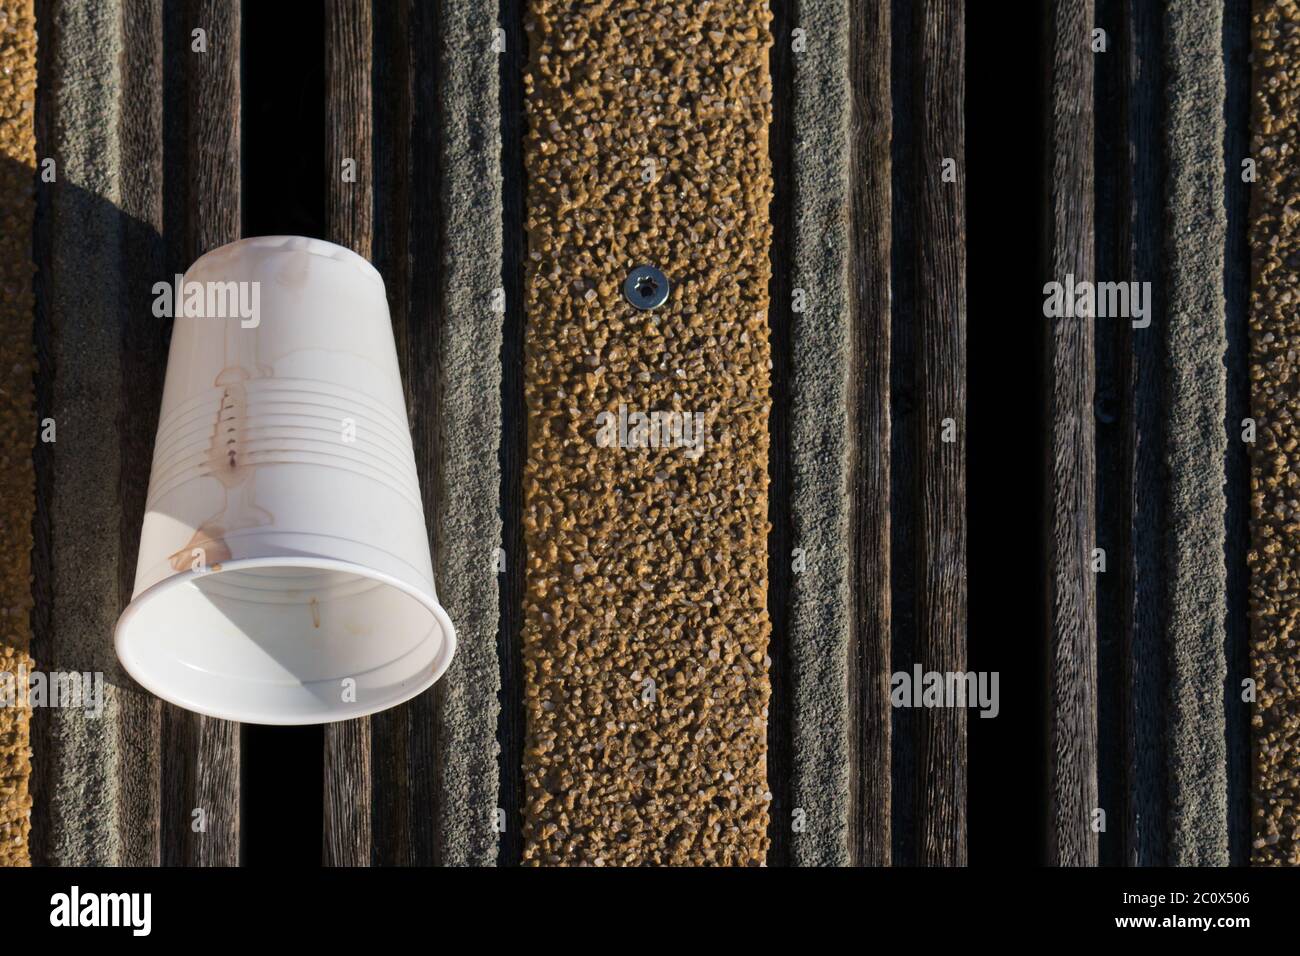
[115,236,456,725]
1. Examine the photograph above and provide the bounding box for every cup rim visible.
[114,554,456,725]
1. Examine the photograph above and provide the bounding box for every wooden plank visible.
[1043,0,1098,867]
[915,0,967,866]
[117,0,165,867]
[369,0,413,865]
[322,0,374,868]
[160,0,241,866]
[1091,0,1123,869]
[848,0,891,868]
[369,0,441,865]
[888,0,919,864]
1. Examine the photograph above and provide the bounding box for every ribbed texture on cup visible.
[146,377,423,514]
[130,236,439,608]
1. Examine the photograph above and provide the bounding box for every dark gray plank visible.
[1043,0,1098,868]
[161,0,241,867]
[915,0,967,866]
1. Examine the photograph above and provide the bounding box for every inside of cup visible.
[116,563,450,724]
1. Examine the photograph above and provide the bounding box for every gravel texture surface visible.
[1249,0,1300,867]
[520,0,774,865]
[42,0,126,866]
[788,0,851,867]
[1164,0,1230,867]
[0,0,36,869]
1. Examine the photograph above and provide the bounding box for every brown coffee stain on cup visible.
[169,367,274,572]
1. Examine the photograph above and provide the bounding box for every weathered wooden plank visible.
[1091,0,1124,869]
[1043,0,1098,868]
[914,0,967,866]
[848,0,891,867]
[160,0,241,867]
[117,0,165,868]
[888,0,919,865]
[323,0,374,868]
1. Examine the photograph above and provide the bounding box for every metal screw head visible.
[623,265,670,310]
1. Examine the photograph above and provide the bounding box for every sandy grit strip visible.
[1248,0,1300,867]
[432,0,505,867]
[1163,0,1230,868]
[520,0,774,864]
[0,0,36,868]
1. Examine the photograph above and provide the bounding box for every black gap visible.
[1093,0,1125,868]
[27,0,57,866]
[1222,0,1252,867]
[1123,0,1170,867]
[496,0,527,867]
[404,0,442,867]
[238,0,325,866]
[966,1,1047,867]
[158,0,190,868]
[765,0,795,869]
[370,0,413,867]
